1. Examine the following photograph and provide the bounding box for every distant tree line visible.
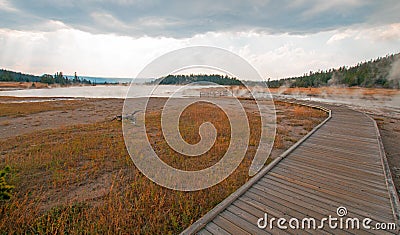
[152,74,242,85]
[40,72,91,85]
[267,53,400,89]
[0,69,40,82]
[0,69,91,85]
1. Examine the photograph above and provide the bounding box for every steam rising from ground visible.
[269,87,400,119]
[389,58,400,85]
[327,73,343,86]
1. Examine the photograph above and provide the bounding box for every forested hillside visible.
[0,69,40,82]
[0,69,91,85]
[268,53,400,88]
[152,74,242,85]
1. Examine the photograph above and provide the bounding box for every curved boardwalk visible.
[182,102,400,234]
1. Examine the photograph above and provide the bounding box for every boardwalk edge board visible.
[181,100,332,235]
[366,113,400,230]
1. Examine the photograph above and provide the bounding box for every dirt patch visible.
[0,98,124,138]
[373,115,400,197]
[42,171,115,211]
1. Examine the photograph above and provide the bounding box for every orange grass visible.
[0,99,327,234]
[0,82,50,89]
[145,98,262,171]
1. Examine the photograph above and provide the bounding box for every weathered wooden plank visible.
[197,228,213,235]
[293,148,383,168]
[213,215,250,235]
[269,171,393,214]
[286,155,382,178]
[276,157,385,185]
[301,140,380,154]
[300,142,380,158]
[222,207,271,235]
[275,162,389,198]
[277,160,386,190]
[285,154,385,177]
[297,141,382,160]
[307,132,378,143]
[204,222,230,235]
[282,157,385,184]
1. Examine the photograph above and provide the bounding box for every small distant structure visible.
[112,110,141,124]
[200,90,232,97]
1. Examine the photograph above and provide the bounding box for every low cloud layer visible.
[0,1,399,78]
[1,0,399,38]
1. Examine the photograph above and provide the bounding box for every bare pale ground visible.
[0,98,124,138]
[373,115,400,196]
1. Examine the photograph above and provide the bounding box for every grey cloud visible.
[1,0,399,37]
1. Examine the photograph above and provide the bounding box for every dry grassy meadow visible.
[0,97,327,234]
[0,82,51,90]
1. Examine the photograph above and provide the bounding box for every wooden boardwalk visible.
[182,102,400,234]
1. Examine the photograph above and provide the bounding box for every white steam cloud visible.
[389,58,400,83]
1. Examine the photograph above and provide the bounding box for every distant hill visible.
[0,68,149,85]
[0,69,91,85]
[268,53,400,89]
[152,74,242,85]
[0,69,41,82]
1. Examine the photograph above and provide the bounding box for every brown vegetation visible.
[0,98,327,234]
[374,116,400,197]
[0,82,49,89]
[144,98,263,171]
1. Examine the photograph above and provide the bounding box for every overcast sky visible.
[0,0,399,79]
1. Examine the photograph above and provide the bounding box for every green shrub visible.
[0,166,14,200]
